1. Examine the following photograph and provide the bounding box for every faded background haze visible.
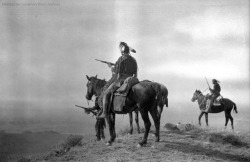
[0,0,249,134]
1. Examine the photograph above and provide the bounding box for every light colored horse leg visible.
[228,114,234,130]
[198,112,204,126]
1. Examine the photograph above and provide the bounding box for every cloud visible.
[175,7,249,44]
[145,47,249,81]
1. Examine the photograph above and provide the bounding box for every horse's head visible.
[85,75,98,100]
[191,90,202,102]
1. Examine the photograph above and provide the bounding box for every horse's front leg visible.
[198,112,204,126]
[205,113,209,127]
[128,112,133,135]
[100,119,105,140]
[135,110,141,134]
[95,119,101,141]
[106,113,116,146]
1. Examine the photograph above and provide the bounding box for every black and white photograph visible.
[0,0,249,161]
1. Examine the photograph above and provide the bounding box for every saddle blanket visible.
[204,95,223,112]
[213,95,223,106]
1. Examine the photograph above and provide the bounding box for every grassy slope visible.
[31,128,250,162]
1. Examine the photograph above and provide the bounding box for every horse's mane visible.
[196,90,209,98]
[95,78,107,88]
[196,90,202,94]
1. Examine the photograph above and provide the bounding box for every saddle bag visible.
[112,76,139,113]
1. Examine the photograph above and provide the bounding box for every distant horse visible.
[191,90,238,130]
[85,75,141,135]
[86,75,168,147]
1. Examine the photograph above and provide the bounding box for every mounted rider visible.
[204,79,221,112]
[97,42,138,118]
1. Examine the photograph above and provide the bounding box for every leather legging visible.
[102,82,119,112]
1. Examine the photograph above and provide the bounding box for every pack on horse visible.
[85,75,141,135]
[191,89,238,129]
[86,75,168,147]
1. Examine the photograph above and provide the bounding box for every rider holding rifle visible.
[97,42,138,119]
[204,78,221,112]
[95,59,116,75]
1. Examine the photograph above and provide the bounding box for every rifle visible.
[75,105,98,116]
[205,77,211,89]
[95,59,115,66]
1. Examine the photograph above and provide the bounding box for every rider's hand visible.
[108,63,114,68]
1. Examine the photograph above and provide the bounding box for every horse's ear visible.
[86,75,90,81]
[95,74,97,78]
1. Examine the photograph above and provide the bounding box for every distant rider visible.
[204,79,221,112]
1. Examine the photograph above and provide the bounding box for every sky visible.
[0,0,249,132]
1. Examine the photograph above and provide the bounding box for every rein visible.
[194,92,203,101]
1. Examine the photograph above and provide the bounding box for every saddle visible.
[112,76,139,113]
[213,95,223,106]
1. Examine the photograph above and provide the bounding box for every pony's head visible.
[85,75,98,100]
[191,90,202,102]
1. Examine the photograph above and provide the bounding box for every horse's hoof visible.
[137,144,142,148]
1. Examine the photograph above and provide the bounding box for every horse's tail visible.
[233,102,238,113]
[158,85,168,108]
[150,82,168,108]
[165,97,168,107]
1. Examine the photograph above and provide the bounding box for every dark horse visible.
[86,75,168,147]
[85,75,141,135]
[191,90,238,130]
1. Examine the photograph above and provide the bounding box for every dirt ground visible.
[32,127,250,162]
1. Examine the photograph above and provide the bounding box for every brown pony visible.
[86,75,168,147]
[191,90,237,130]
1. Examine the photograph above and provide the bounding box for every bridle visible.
[86,79,96,102]
[193,91,203,102]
